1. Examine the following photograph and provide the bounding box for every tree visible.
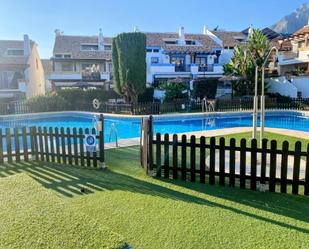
[159,82,188,101]
[224,29,270,96]
[112,32,146,104]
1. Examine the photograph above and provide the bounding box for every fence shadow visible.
[0,152,308,235]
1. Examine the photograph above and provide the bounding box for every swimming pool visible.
[0,111,308,142]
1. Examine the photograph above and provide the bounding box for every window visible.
[55,54,63,58]
[185,40,196,45]
[151,57,159,64]
[63,54,71,58]
[164,40,177,45]
[108,62,112,72]
[81,63,101,73]
[82,64,92,70]
[195,57,207,65]
[146,49,152,52]
[0,72,9,89]
[0,71,23,89]
[153,49,159,53]
[61,63,73,72]
[81,44,99,51]
[104,45,112,50]
[7,49,24,56]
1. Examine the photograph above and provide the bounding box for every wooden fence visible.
[0,115,105,168]
[141,117,309,195]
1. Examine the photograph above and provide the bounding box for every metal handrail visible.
[109,123,119,147]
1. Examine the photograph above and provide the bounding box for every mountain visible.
[271,2,309,34]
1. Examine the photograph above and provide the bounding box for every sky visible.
[0,0,307,58]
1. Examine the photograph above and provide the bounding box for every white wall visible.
[267,77,298,98]
[146,48,169,83]
[219,49,234,65]
[24,44,45,98]
[291,77,309,98]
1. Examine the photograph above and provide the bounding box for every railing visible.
[198,65,214,72]
[0,115,105,168]
[216,98,309,111]
[1,97,309,116]
[141,117,309,195]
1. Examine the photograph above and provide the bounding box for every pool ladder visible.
[109,123,119,147]
[92,115,99,131]
[202,98,215,112]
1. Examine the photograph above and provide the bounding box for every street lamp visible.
[260,46,279,144]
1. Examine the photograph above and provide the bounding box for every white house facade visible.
[145,26,247,85]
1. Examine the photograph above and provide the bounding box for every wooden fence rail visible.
[141,117,309,195]
[0,115,105,168]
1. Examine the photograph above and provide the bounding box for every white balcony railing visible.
[49,71,110,81]
[49,72,82,80]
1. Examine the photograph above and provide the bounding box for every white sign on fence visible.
[85,134,96,152]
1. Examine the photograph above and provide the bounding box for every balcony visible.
[49,71,110,81]
[150,63,224,82]
[49,72,82,81]
[175,65,191,72]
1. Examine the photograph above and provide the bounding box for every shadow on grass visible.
[0,146,308,235]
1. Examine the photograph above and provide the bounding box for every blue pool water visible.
[0,111,308,142]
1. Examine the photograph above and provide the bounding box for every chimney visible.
[98,28,104,51]
[23,34,31,57]
[178,26,185,45]
[248,25,254,38]
[54,29,63,36]
[203,25,208,35]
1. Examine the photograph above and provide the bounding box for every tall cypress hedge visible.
[112,32,146,104]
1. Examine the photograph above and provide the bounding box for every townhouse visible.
[0,35,45,100]
[267,21,309,98]
[145,26,247,84]
[49,29,112,89]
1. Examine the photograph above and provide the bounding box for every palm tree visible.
[224,29,270,96]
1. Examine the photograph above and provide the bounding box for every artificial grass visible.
[0,132,308,249]
[214,131,309,151]
[0,173,126,249]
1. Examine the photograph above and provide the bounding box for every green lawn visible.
[0,132,308,248]
[214,131,309,151]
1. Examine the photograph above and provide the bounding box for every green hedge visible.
[26,89,121,112]
[26,94,69,112]
[57,89,120,106]
[138,87,154,102]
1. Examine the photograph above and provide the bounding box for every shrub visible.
[138,87,154,102]
[159,82,188,102]
[26,93,69,112]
